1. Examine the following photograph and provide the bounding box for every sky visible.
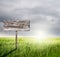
[0,0,60,37]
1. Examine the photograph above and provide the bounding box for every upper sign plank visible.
[3,20,30,31]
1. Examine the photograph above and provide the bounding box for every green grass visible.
[0,37,60,57]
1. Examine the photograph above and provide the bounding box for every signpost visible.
[3,20,30,49]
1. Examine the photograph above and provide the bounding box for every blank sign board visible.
[3,20,30,31]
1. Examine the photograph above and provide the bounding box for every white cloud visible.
[0,0,60,37]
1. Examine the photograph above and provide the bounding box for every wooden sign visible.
[3,20,30,31]
[3,20,30,49]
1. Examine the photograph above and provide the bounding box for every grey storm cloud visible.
[0,0,60,36]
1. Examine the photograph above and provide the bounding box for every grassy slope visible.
[0,37,60,57]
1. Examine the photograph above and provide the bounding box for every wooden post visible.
[15,31,18,49]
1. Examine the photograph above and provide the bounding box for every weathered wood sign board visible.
[3,20,30,31]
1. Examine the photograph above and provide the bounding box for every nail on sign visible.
[3,20,30,31]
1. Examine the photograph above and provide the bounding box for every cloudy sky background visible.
[0,0,60,37]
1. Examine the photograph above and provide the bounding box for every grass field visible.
[0,37,60,57]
